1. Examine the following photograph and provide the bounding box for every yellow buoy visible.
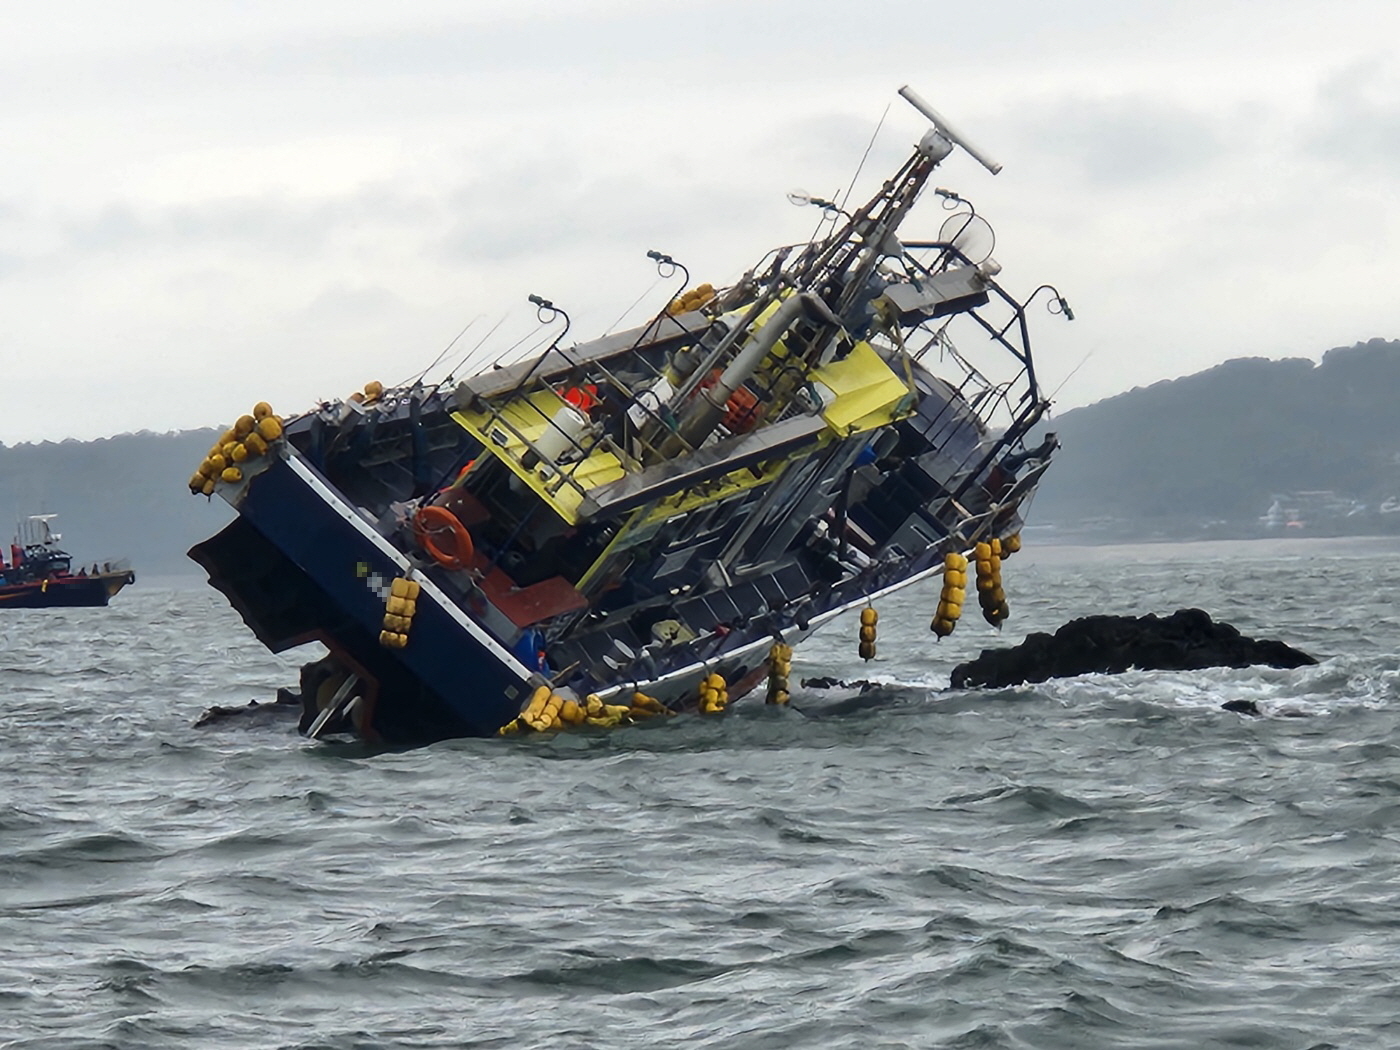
[632,692,665,713]
[933,551,970,636]
[256,416,283,441]
[975,538,1009,627]
[253,401,273,420]
[858,606,877,661]
[220,466,243,483]
[767,640,793,705]
[699,674,728,712]
[523,685,550,721]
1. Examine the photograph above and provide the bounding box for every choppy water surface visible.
[4,537,1400,1049]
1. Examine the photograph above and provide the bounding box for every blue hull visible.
[206,453,532,741]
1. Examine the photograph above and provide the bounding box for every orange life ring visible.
[414,505,474,570]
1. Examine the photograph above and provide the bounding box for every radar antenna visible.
[898,85,1002,175]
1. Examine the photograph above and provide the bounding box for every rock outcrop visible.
[193,688,301,729]
[950,608,1315,689]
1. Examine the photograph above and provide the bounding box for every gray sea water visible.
[4,537,1400,1049]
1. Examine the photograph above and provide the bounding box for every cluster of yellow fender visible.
[975,538,1009,626]
[667,283,716,316]
[380,576,420,649]
[349,380,385,405]
[498,686,674,734]
[858,607,878,661]
[188,402,283,495]
[932,552,969,637]
[766,641,792,705]
[699,672,729,714]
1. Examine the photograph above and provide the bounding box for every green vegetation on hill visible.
[1031,338,1400,535]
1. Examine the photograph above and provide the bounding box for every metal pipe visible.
[672,292,838,451]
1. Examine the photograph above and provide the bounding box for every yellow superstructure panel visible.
[452,392,626,525]
[809,341,913,435]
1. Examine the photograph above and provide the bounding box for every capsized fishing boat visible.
[187,87,1070,743]
[0,515,136,608]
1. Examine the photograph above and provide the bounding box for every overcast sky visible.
[3,0,1398,444]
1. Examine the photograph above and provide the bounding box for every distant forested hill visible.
[0,429,230,577]
[1030,338,1400,534]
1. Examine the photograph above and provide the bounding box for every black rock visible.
[949,608,1316,690]
[1221,699,1263,716]
[193,688,301,729]
[799,676,881,692]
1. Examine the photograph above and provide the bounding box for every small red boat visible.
[0,516,135,609]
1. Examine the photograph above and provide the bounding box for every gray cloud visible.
[436,168,767,266]
[63,185,433,257]
[1304,60,1400,169]
[4,1,1400,443]
[1011,95,1231,187]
